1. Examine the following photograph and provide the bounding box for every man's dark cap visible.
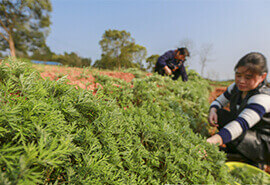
[177,47,190,57]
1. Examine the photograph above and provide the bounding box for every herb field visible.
[0,58,237,184]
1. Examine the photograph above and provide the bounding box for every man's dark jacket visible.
[155,50,188,81]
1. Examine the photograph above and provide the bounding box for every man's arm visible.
[179,65,188,82]
[156,50,174,68]
[164,65,172,75]
[172,70,181,80]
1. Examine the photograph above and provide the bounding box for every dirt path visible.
[209,86,227,103]
[34,65,136,90]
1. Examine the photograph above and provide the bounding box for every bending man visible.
[155,47,190,81]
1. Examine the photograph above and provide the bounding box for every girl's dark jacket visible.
[224,83,270,164]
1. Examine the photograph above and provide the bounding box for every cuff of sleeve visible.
[217,128,231,144]
[210,105,220,111]
[160,64,166,68]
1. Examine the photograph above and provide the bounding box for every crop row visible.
[0,58,235,184]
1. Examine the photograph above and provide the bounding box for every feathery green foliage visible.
[0,58,236,184]
[230,167,270,184]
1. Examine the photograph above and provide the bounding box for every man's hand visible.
[164,66,172,75]
[208,107,218,127]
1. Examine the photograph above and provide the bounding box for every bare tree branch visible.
[178,38,196,58]
[178,38,197,67]
[0,31,8,42]
[0,19,9,35]
[3,5,11,25]
[199,43,213,77]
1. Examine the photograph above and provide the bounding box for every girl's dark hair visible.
[234,52,268,75]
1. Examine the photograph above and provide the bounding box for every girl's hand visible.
[208,107,218,127]
[206,134,223,146]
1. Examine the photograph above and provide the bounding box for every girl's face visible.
[235,66,267,92]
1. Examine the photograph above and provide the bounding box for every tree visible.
[0,0,52,57]
[81,57,92,67]
[133,45,147,70]
[93,54,117,69]
[121,43,147,69]
[30,45,54,61]
[52,52,92,67]
[95,29,147,70]
[146,54,159,72]
[199,43,213,77]
[98,29,133,69]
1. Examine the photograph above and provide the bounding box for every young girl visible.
[207,52,270,166]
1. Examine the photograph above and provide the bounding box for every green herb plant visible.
[0,58,236,184]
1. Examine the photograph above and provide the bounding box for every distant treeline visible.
[0,46,92,68]
[29,47,92,67]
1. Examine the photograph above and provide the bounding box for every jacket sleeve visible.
[172,64,188,81]
[156,50,174,68]
[210,83,235,110]
[217,93,270,144]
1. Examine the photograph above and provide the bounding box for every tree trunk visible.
[9,35,16,57]
[201,64,205,77]
[118,57,121,70]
